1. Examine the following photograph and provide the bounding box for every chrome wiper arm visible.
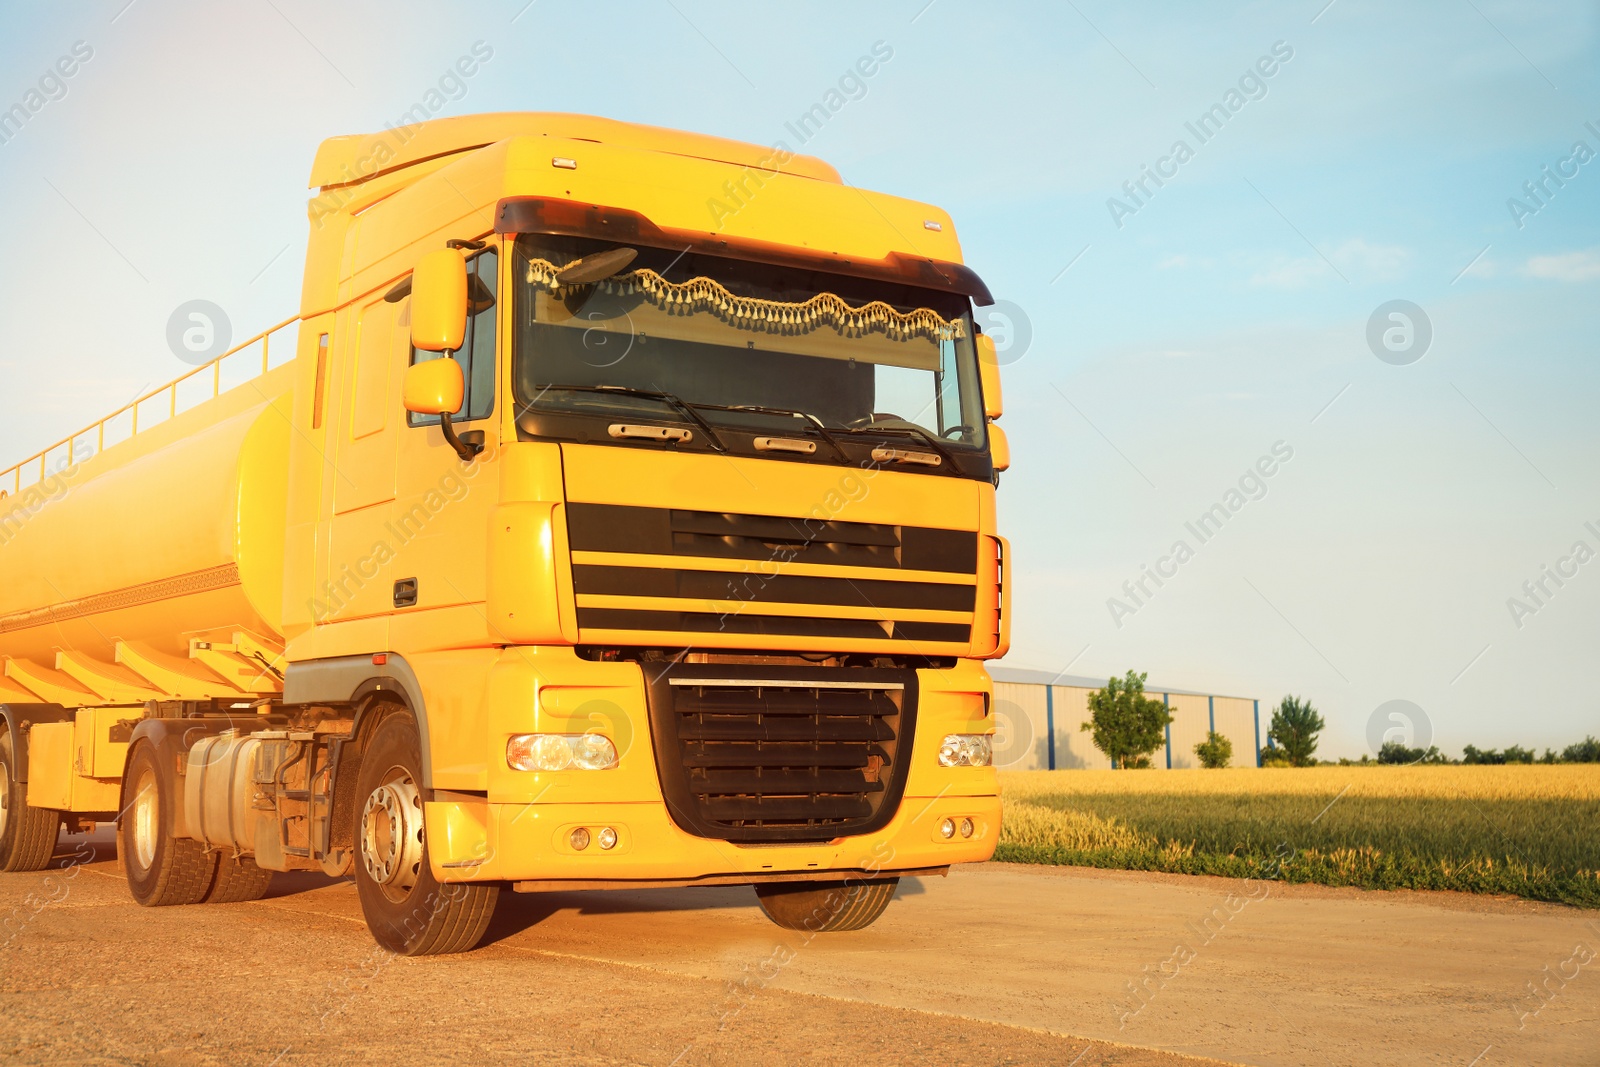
[529,384,728,452]
[694,402,849,461]
[837,423,955,466]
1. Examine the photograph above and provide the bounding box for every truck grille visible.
[644,664,918,843]
[567,504,978,648]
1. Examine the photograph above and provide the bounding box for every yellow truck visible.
[0,113,1009,954]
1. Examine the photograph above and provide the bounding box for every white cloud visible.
[1522,248,1600,282]
[1331,239,1411,281]
[1247,239,1410,288]
[1248,256,1329,288]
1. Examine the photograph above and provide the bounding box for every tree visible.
[1378,740,1446,764]
[1562,736,1600,763]
[1081,671,1173,769]
[1266,695,1324,767]
[1194,731,1233,769]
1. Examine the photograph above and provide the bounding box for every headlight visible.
[507,733,618,771]
[938,734,993,768]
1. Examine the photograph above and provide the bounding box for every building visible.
[988,667,1262,770]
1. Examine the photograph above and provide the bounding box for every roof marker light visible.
[552,157,578,170]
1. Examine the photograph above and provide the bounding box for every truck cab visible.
[0,113,1010,954]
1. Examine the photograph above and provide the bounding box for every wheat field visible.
[996,766,1600,906]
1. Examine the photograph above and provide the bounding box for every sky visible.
[0,1,1595,758]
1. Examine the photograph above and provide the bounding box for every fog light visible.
[570,827,591,851]
[508,733,616,771]
[939,818,956,839]
[938,734,993,768]
[960,818,975,839]
[597,827,618,850]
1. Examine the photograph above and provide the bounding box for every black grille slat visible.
[646,666,919,844]
[679,718,894,742]
[572,564,976,612]
[677,687,897,716]
[577,608,971,644]
[682,744,889,769]
[690,768,887,794]
[567,502,978,574]
[701,795,876,821]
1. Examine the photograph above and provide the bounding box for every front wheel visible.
[353,713,498,955]
[0,730,61,872]
[755,878,899,932]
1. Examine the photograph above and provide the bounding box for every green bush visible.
[1194,731,1233,769]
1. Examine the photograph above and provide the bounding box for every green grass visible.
[996,766,1600,907]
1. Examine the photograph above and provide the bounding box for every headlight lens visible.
[570,733,618,770]
[938,734,994,768]
[507,733,617,771]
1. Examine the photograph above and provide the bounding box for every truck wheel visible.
[206,853,274,903]
[353,713,497,955]
[0,731,61,873]
[755,878,900,932]
[121,742,217,906]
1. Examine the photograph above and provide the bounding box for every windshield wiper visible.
[690,403,849,461]
[837,422,955,467]
[528,384,728,452]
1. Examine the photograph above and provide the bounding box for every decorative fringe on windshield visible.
[525,257,964,344]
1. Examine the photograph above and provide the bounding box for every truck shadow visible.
[480,886,753,946]
[478,876,927,948]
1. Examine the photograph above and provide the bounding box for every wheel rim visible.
[360,768,424,903]
[0,760,10,841]
[130,765,158,871]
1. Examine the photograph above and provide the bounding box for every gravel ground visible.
[1,827,1595,1066]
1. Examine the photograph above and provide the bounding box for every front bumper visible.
[419,646,1001,885]
[425,790,1000,885]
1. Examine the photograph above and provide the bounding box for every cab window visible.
[410,247,497,425]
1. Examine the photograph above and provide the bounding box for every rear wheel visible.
[206,853,274,903]
[121,742,216,906]
[0,730,61,873]
[353,713,497,955]
[755,877,900,932]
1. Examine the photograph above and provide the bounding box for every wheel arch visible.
[282,654,434,785]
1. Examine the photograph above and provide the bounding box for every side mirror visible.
[976,333,1003,420]
[411,248,469,352]
[403,358,464,416]
[403,359,482,462]
[988,422,1010,473]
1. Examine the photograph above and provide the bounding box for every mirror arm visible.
[439,411,483,462]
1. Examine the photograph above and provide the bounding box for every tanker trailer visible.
[0,366,292,895]
[0,112,1009,955]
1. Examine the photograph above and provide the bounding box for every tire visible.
[755,877,900,932]
[206,853,274,903]
[121,741,217,906]
[353,713,497,955]
[0,730,61,873]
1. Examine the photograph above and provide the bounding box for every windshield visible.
[512,234,987,453]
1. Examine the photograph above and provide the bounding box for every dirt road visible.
[2,829,1595,1066]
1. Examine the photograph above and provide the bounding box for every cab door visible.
[320,291,409,626]
[386,246,502,635]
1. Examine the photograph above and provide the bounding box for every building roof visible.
[987,665,1255,701]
